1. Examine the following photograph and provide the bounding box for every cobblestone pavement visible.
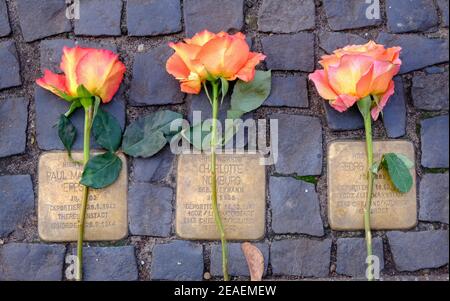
[0,0,448,281]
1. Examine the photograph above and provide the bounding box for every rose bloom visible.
[166,30,266,94]
[37,46,126,103]
[309,41,401,120]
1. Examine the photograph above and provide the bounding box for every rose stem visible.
[358,95,374,281]
[210,80,229,281]
[76,104,93,281]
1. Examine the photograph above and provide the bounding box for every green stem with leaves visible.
[210,81,229,281]
[357,95,375,281]
[76,104,93,281]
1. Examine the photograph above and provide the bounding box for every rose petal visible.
[36,69,70,98]
[60,46,89,95]
[371,80,395,120]
[309,70,338,100]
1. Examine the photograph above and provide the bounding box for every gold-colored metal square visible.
[328,140,417,230]
[38,151,128,242]
[176,153,266,240]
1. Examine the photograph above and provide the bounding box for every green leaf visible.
[381,153,413,193]
[395,153,414,169]
[80,152,122,189]
[58,114,76,156]
[371,161,381,175]
[294,175,318,185]
[220,77,229,104]
[92,108,122,152]
[182,123,211,151]
[63,99,82,117]
[228,70,271,120]
[122,110,182,158]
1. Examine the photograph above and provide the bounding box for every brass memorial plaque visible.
[38,151,128,241]
[176,153,266,240]
[328,140,417,230]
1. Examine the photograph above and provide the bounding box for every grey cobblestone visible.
[323,103,364,131]
[264,75,308,108]
[412,72,449,111]
[386,0,439,33]
[383,77,406,138]
[0,97,28,158]
[74,0,122,37]
[0,40,21,90]
[0,0,10,37]
[319,31,368,54]
[131,146,175,183]
[420,115,449,168]
[419,173,449,224]
[437,0,449,27]
[323,0,381,31]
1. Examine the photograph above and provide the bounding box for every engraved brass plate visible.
[328,140,417,230]
[38,151,128,241]
[176,153,266,240]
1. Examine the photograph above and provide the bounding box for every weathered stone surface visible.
[271,114,322,176]
[437,0,449,27]
[258,0,315,33]
[412,72,449,111]
[130,45,184,105]
[128,183,173,237]
[81,247,138,281]
[425,66,446,74]
[0,0,10,37]
[40,39,117,73]
[127,0,181,36]
[323,0,381,31]
[131,146,174,183]
[336,237,384,278]
[0,243,65,281]
[387,230,449,271]
[386,0,439,33]
[35,86,126,150]
[151,241,203,280]
[16,0,71,42]
[0,175,34,237]
[419,173,449,224]
[269,176,324,236]
[377,33,449,74]
[210,243,269,277]
[261,33,315,71]
[271,238,331,277]
[0,97,28,158]
[421,115,449,168]
[383,77,407,138]
[184,0,244,37]
[75,0,122,36]
[323,102,364,131]
[0,41,21,90]
[319,31,368,54]
[264,75,308,108]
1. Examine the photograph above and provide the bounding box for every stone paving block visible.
[425,66,446,74]
[386,0,439,33]
[40,39,117,73]
[131,146,175,183]
[128,183,173,237]
[127,0,181,36]
[0,41,21,90]
[323,102,364,131]
[336,237,384,278]
[130,45,184,105]
[419,173,449,224]
[269,176,324,236]
[319,31,368,54]
[80,246,138,281]
[263,75,308,108]
[35,86,126,150]
[323,0,381,31]
[210,243,269,277]
[0,175,34,237]
[0,97,28,158]
[377,33,449,74]
[382,77,407,138]
[271,238,331,277]
[261,33,314,71]
[0,243,65,281]
[387,230,449,271]
[151,241,203,280]
[16,0,71,42]
[258,0,315,33]
[271,114,322,176]
[184,0,244,37]
[0,0,10,37]
[420,115,449,168]
[437,0,449,27]
[412,72,449,111]
[75,0,122,36]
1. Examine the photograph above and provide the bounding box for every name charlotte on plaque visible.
[38,151,128,241]
[328,140,417,230]
[176,153,266,240]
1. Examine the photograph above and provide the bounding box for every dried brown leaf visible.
[241,242,264,281]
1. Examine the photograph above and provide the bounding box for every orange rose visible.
[36,46,126,103]
[166,30,265,94]
[309,41,401,120]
